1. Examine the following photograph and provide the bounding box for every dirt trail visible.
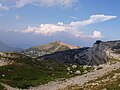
[0,83,19,90]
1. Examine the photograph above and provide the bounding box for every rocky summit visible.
[38,40,120,65]
[22,41,80,58]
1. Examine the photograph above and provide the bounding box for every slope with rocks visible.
[0,52,22,66]
[39,40,120,65]
[22,41,80,57]
[0,52,89,89]
[27,62,120,90]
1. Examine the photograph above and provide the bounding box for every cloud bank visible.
[0,0,79,9]
[20,14,117,39]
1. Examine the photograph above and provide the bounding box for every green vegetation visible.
[0,59,70,89]
[0,53,94,89]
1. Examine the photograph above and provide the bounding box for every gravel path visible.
[2,62,120,90]
[28,62,120,90]
[0,83,19,90]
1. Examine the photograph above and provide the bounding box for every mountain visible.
[22,41,80,57]
[38,40,120,65]
[0,40,21,52]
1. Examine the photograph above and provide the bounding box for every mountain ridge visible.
[38,40,120,65]
[22,41,80,57]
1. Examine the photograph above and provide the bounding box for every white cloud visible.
[90,31,103,38]
[17,14,117,39]
[69,16,78,20]
[15,15,21,20]
[15,0,79,8]
[22,24,66,36]
[21,22,86,38]
[58,22,64,25]
[70,14,117,27]
[15,0,32,8]
[0,3,9,10]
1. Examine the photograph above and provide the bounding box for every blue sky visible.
[0,0,119,48]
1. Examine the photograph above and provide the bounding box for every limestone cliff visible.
[38,40,120,65]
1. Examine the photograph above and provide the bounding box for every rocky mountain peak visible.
[55,40,80,49]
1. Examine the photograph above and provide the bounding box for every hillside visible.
[0,52,94,89]
[38,40,120,65]
[0,40,21,52]
[22,41,80,57]
[0,52,68,89]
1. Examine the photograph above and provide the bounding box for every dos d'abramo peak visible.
[22,41,80,57]
[54,41,79,49]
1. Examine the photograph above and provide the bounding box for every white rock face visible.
[0,52,20,58]
[0,52,20,66]
[87,40,120,65]
[0,59,13,66]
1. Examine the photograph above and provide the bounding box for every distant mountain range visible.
[22,41,80,57]
[1,39,120,66]
[0,40,21,52]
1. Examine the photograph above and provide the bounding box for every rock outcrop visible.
[38,40,120,65]
[0,52,21,58]
[0,52,23,66]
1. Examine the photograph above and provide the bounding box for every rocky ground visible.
[2,62,120,90]
[28,62,120,90]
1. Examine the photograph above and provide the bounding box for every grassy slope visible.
[0,59,69,89]
[0,53,94,89]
